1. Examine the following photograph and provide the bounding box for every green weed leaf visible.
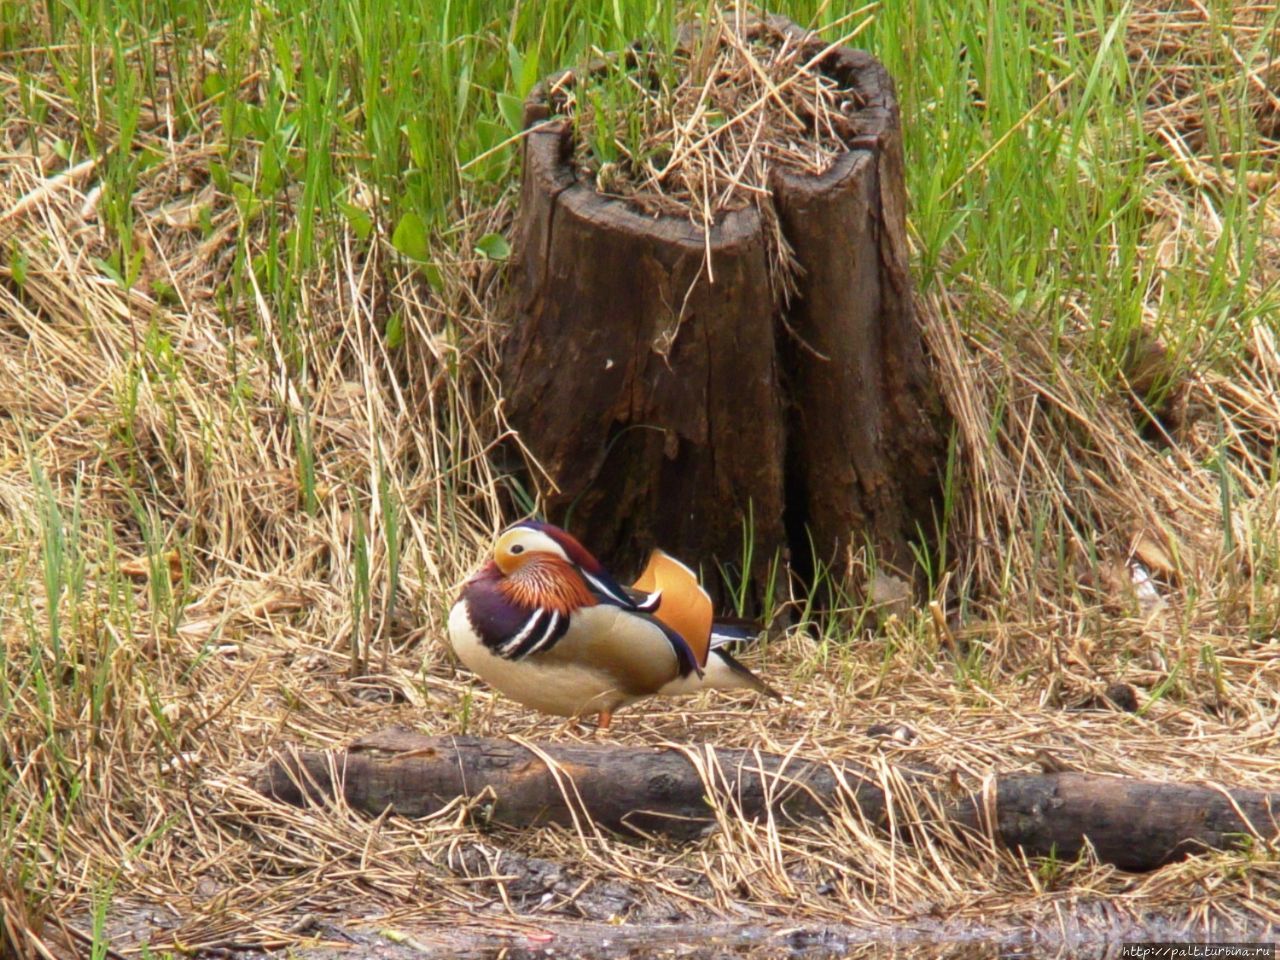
[392,212,430,261]
[385,311,404,349]
[338,200,373,241]
[474,232,510,261]
[497,92,524,133]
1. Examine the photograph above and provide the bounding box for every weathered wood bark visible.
[504,129,785,583]
[500,18,946,593]
[771,72,943,567]
[256,730,1280,873]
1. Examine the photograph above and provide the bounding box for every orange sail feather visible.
[631,550,713,669]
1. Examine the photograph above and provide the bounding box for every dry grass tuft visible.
[0,37,513,950]
[1,0,1279,956]
[927,0,1280,668]
[549,4,880,293]
[557,7,870,219]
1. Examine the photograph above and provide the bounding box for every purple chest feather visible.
[460,574,573,660]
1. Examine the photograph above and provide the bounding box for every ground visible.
[1,0,1279,957]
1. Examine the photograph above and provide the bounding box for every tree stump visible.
[500,17,946,596]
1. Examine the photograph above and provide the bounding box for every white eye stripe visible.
[520,530,569,560]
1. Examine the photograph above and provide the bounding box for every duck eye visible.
[510,544,524,555]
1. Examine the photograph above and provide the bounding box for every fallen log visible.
[255,729,1280,873]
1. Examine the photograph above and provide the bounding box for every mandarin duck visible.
[448,520,777,729]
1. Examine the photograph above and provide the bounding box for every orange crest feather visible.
[632,550,713,668]
[499,557,596,615]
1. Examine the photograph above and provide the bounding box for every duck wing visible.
[631,549,714,670]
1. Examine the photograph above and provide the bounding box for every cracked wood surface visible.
[256,729,1280,872]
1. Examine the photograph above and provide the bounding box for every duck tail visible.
[707,648,781,699]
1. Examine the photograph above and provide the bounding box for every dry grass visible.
[558,8,867,215]
[551,6,884,293]
[2,0,1279,956]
